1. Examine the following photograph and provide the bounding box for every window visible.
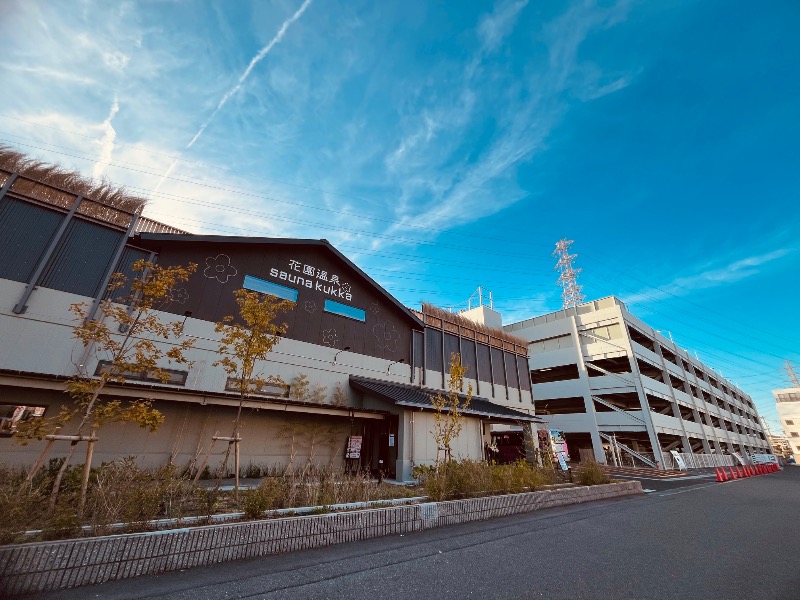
[0,404,46,436]
[324,299,365,321]
[225,378,289,397]
[243,275,298,302]
[786,420,795,425]
[791,432,799,438]
[95,360,188,386]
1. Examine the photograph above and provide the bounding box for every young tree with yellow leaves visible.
[15,260,197,515]
[431,352,473,465]
[213,289,294,494]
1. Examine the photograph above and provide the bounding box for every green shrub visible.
[241,477,288,517]
[244,462,262,479]
[578,461,610,486]
[415,460,557,501]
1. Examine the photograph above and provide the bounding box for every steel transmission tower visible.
[552,238,585,309]
[785,360,800,387]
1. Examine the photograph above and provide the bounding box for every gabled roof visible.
[349,375,542,422]
[136,233,424,329]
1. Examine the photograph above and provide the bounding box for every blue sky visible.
[1,0,798,432]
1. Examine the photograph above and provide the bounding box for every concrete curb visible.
[0,481,641,596]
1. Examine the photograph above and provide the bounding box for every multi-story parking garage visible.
[505,296,770,468]
[773,387,800,460]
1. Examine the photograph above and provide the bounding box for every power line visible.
[2,138,795,393]
[580,254,800,353]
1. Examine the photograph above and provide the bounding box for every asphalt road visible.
[31,468,800,600]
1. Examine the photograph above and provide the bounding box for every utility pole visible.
[552,239,585,309]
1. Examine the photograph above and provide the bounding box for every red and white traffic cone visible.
[715,467,726,482]
[729,466,738,479]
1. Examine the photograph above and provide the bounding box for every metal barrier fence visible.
[661,452,736,470]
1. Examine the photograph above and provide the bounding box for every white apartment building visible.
[505,296,770,468]
[773,387,800,458]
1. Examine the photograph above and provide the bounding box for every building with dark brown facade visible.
[0,161,537,481]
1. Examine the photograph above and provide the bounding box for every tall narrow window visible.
[324,299,366,321]
[243,275,298,302]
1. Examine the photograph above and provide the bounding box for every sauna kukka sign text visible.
[269,258,353,301]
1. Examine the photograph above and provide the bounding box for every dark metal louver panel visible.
[491,347,507,386]
[504,351,519,390]
[517,355,531,392]
[103,246,151,302]
[413,330,424,368]
[0,198,64,283]
[425,328,443,372]
[39,218,124,297]
[443,333,459,367]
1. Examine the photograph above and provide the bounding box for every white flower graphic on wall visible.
[322,328,338,347]
[305,300,317,314]
[373,320,400,353]
[203,254,238,284]
[370,302,380,314]
[169,288,189,305]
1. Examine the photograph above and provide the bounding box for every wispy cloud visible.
[623,249,794,304]
[154,0,315,191]
[477,0,529,53]
[0,64,96,85]
[383,0,632,239]
[92,96,119,179]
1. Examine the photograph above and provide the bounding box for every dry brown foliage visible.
[418,302,528,349]
[0,144,146,214]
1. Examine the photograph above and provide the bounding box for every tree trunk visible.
[50,442,79,510]
[77,429,97,518]
[193,433,219,484]
[234,439,240,500]
[17,427,61,495]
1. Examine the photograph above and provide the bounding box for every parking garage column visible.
[567,314,606,463]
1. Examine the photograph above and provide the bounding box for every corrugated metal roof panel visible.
[349,376,540,422]
[135,217,190,235]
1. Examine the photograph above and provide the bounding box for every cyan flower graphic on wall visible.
[373,320,400,353]
[204,254,238,283]
[322,328,338,347]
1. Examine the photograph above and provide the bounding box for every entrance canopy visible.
[350,376,542,423]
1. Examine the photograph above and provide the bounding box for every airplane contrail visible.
[92,96,119,179]
[154,0,314,192]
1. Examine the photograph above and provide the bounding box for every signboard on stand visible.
[557,453,570,471]
[752,453,778,465]
[670,450,687,471]
[345,435,362,459]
